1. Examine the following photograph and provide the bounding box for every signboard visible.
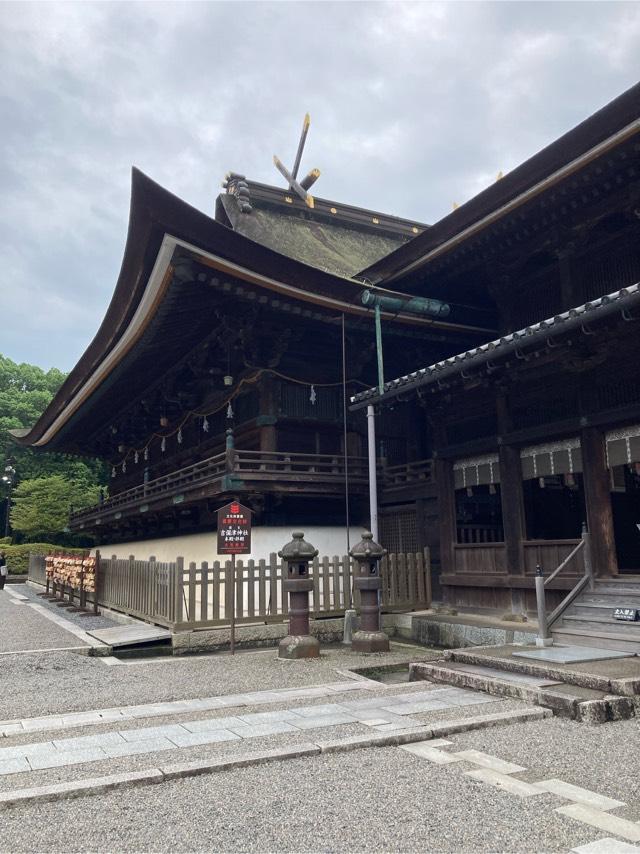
[217,501,252,556]
[613,607,639,622]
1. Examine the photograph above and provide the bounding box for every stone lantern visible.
[350,531,389,652]
[278,532,320,659]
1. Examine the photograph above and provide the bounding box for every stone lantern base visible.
[351,629,390,653]
[278,634,320,659]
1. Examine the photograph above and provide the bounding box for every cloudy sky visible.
[1,1,638,372]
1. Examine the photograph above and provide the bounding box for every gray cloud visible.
[0,1,638,370]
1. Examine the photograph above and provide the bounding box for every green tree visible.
[0,354,108,541]
[9,476,101,541]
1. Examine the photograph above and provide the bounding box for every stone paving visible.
[0,685,499,776]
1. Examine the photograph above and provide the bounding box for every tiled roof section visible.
[350,282,640,408]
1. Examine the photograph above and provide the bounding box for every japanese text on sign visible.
[217,501,252,555]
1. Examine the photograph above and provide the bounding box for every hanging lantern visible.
[226,402,234,420]
[160,416,169,428]
[111,467,116,478]
[539,477,546,489]
[144,447,149,461]
[161,437,166,453]
[134,451,139,465]
[202,416,209,433]
[223,375,234,387]
[177,428,183,445]
[310,385,317,405]
[117,443,125,453]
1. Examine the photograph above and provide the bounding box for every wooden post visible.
[581,427,618,577]
[498,445,526,567]
[174,557,184,627]
[433,457,456,578]
[94,550,101,615]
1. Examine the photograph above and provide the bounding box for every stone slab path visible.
[0,685,499,776]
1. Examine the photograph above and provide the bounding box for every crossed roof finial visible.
[273,113,321,209]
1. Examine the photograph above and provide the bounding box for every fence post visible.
[174,557,184,628]
[582,523,594,591]
[535,565,552,647]
[92,551,100,614]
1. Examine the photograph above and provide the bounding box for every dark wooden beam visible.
[581,426,618,577]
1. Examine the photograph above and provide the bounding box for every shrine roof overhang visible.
[350,281,640,411]
[359,80,640,288]
[13,169,493,453]
[215,181,427,279]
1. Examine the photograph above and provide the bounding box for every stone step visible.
[409,661,635,722]
[551,627,640,654]
[445,648,639,695]
[568,603,640,618]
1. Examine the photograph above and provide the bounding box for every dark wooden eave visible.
[14,169,491,454]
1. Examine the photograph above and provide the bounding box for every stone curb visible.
[0,769,164,808]
[162,743,321,779]
[0,706,551,809]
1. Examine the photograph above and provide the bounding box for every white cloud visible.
[0,0,638,369]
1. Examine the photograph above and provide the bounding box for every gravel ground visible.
[453,715,640,812]
[16,584,119,632]
[0,591,87,653]
[0,739,605,853]
[0,645,442,721]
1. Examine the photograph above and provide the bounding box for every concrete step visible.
[409,661,636,722]
[551,627,640,654]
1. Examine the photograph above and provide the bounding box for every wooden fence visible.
[30,549,430,632]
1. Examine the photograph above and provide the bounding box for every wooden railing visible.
[535,528,593,644]
[381,459,432,488]
[70,452,435,525]
[32,550,430,631]
[457,524,504,544]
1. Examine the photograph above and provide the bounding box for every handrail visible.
[71,450,435,524]
[535,525,593,647]
[543,539,585,588]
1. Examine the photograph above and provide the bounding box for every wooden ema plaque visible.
[217,501,252,556]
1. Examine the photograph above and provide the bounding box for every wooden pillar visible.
[581,427,617,577]
[258,376,277,453]
[433,457,456,580]
[498,444,526,573]
[496,392,526,577]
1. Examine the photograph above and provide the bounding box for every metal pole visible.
[534,564,552,647]
[374,303,384,395]
[367,405,379,542]
[341,314,350,554]
[230,554,236,655]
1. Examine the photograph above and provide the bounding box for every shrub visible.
[4,543,88,575]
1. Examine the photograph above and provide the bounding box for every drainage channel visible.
[350,662,413,684]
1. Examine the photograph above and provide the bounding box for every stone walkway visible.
[0,685,499,776]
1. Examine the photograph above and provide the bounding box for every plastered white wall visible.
[94,526,366,563]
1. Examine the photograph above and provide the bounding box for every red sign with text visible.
[217,501,252,555]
